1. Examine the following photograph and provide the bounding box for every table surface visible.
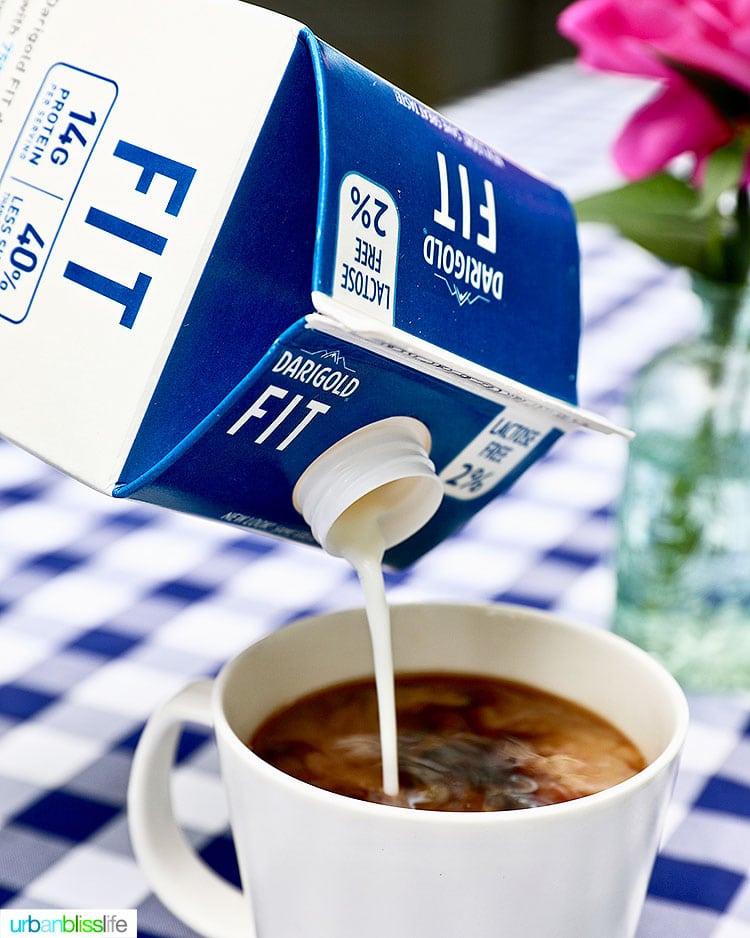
[2,61,750,938]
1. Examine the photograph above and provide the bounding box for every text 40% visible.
[0,223,45,291]
[350,186,389,237]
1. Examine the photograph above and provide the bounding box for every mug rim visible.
[213,600,689,826]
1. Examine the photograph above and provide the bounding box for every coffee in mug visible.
[250,671,646,811]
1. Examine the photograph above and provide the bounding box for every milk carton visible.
[0,0,626,566]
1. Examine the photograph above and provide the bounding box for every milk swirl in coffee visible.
[254,483,646,809]
[251,672,646,811]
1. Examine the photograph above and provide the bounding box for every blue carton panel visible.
[111,26,589,564]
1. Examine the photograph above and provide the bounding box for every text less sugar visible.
[293,417,443,795]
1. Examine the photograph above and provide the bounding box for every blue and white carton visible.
[0,0,627,567]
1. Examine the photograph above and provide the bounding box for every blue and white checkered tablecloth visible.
[2,61,750,938]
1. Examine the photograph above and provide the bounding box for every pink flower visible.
[558,0,750,182]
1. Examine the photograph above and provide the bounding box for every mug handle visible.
[127,679,254,938]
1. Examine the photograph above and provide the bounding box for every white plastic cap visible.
[292,417,444,557]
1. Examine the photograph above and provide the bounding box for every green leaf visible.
[692,140,747,218]
[574,175,720,273]
[575,173,698,221]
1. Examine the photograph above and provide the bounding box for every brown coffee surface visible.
[249,673,646,811]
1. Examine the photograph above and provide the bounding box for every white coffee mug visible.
[128,602,688,938]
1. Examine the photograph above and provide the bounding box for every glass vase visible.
[614,275,750,691]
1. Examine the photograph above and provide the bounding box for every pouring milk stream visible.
[327,497,399,795]
[293,416,444,795]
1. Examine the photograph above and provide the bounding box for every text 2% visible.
[444,463,495,495]
[350,186,389,237]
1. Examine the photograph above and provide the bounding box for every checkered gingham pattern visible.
[2,61,750,938]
